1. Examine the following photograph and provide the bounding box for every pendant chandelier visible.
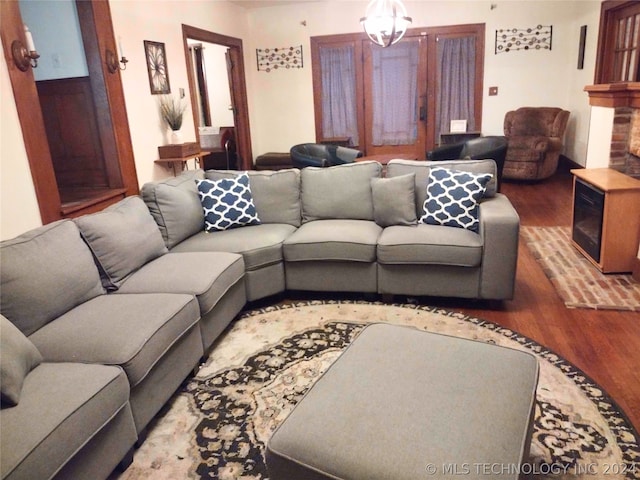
[360,0,412,48]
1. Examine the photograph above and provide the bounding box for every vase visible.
[170,129,182,145]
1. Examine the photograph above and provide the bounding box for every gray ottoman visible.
[266,323,539,480]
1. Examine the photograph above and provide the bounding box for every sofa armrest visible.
[477,194,520,300]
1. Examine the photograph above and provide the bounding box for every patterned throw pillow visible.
[195,173,260,232]
[420,167,492,232]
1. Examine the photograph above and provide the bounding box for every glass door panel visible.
[363,36,427,158]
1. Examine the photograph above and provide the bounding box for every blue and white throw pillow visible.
[420,167,492,232]
[196,173,260,232]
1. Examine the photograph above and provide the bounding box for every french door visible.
[363,35,427,157]
[311,24,484,159]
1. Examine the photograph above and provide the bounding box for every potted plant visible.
[159,95,187,144]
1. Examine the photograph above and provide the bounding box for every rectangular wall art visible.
[495,25,552,54]
[256,45,303,72]
[144,40,170,94]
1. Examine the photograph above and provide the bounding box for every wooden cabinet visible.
[570,168,640,273]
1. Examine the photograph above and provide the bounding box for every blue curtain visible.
[370,40,419,145]
[320,45,359,146]
[436,36,476,139]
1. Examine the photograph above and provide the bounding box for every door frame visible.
[1,0,138,223]
[182,24,253,170]
[310,23,484,158]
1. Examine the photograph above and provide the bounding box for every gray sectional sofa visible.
[0,159,519,480]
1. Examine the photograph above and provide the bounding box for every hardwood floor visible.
[435,163,640,432]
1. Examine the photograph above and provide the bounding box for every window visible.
[595,1,640,83]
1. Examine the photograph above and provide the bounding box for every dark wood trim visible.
[1,0,138,225]
[191,45,212,126]
[77,0,138,196]
[584,82,640,108]
[182,24,253,170]
[632,254,640,283]
[310,24,484,158]
[60,187,127,216]
[594,1,640,84]
[1,0,61,224]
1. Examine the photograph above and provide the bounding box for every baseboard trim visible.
[560,154,582,170]
[633,256,640,283]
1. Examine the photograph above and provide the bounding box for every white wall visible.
[0,0,603,240]
[0,54,41,239]
[108,0,250,185]
[244,0,600,163]
[585,106,614,169]
[19,0,89,81]
[204,43,235,128]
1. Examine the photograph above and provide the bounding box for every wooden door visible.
[362,36,428,158]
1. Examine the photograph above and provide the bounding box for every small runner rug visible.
[521,226,640,311]
[113,301,640,480]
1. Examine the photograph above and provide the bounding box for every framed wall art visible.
[144,40,170,94]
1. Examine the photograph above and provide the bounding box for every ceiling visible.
[228,0,324,9]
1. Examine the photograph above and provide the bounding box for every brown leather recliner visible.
[502,107,570,180]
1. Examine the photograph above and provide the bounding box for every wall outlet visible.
[489,86,498,96]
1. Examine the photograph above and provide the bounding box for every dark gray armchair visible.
[290,143,363,168]
[427,136,508,191]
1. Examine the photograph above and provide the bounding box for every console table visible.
[154,151,211,176]
[570,168,640,273]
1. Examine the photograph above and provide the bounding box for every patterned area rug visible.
[522,226,640,311]
[114,302,640,480]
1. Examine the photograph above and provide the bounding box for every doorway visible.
[311,24,484,159]
[182,24,252,170]
[1,0,137,223]
[363,36,428,157]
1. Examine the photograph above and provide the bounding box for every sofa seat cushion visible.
[283,220,382,263]
[0,363,133,480]
[0,220,104,337]
[377,224,483,267]
[28,293,200,387]
[117,252,245,316]
[170,223,296,271]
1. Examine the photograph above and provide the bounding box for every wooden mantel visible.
[584,82,640,108]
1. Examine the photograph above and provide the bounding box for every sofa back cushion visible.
[205,168,301,226]
[371,173,417,227]
[0,220,104,336]
[74,196,168,290]
[141,169,205,249]
[386,159,497,215]
[301,161,382,222]
[505,107,569,138]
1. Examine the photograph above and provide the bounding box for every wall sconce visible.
[11,25,39,71]
[360,0,412,48]
[106,37,128,73]
[106,48,128,73]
